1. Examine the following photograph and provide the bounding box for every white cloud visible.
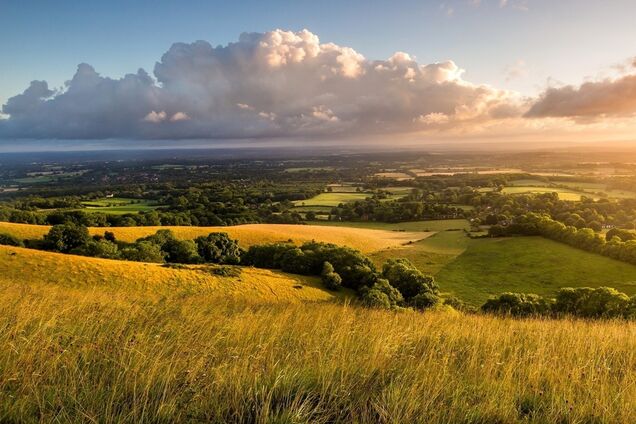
[0,29,523,141]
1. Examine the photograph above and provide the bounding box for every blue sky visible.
[2,0,635,106]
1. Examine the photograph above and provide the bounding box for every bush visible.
[209,266,242,277]
[321,261,342,291]
[481,292,553,317]
[44,223,90,253]
[553,287,630,318]
[0,233,24,247]
[410,292,442,310]
[382,258,438,299]
[360,279,403,309]
[195,232,242,264]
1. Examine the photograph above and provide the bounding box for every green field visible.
[293,192,371,207]
[81,197,162,214]
[371,231,636,305]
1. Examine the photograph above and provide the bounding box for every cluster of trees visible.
[482,287,636,319]
[328,198,464,223]
[488,213,636,266]
[476,192,636,230]
[241,241,441,309]
[1,224,442,311]
[9,223,243,265]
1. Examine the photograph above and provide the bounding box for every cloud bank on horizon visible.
[1,29,636,143]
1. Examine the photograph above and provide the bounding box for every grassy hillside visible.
[372,232,636,304]
[0,245,347,303]
[0,222,429,254]
[1,283,634,423]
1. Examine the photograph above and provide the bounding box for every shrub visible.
[0,233,24,247]
[410,292,442,310]
[360,279,403,309]
[195,232,242,264]
[209,266,242,277]
[482,292,553,317]
[382,258,438,299]
[553,287,630,318]
[321,261,342,291]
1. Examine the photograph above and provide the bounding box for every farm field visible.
[1,278,634,423]
[0,222,430,254]
[0,244,345,302]
[81,197,163,214]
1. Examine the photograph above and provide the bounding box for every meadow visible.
[1,278,634,423]
[80,197,162,215]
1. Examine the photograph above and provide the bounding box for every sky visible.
[1,0,636,149]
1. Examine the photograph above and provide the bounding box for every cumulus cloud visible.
[0,28,524,141]
[526,64,636,119]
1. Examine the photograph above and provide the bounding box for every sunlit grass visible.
[1,279,634,423]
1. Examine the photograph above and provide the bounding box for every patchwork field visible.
[0,245,344,302]
[0,222,430,254]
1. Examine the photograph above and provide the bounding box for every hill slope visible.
[1,285,634,423]
[0,222,429,253]
[0,245,346,302]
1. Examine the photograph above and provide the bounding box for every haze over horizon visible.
[2,0,636,150]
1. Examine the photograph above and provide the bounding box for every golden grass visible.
[0,222,429,253]
[1,279,634,423]
[0,245,346,303]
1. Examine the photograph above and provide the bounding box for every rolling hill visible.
[0,245,347,303]
[0,222,430,254]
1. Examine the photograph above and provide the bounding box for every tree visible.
[163,239,201,264]
[195,232,241,264]
[321,261,342,290]
[44,223,90,253]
